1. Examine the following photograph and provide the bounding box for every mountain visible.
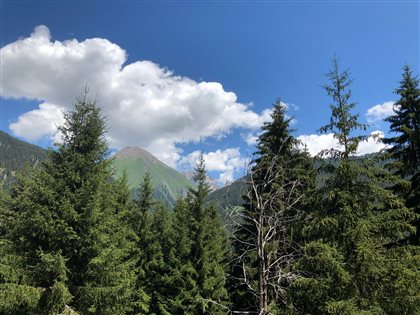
[0,133,194,207]
[0,131,48,187]
[206,176,247,210]
[112,146,194,207]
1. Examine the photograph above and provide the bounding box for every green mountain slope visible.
[206,176,247,210]
[112,146,194,207]
[0,131,48,187]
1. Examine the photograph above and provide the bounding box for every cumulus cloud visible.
[9,102,64,141]
[297,131,386,156]
[366,101,396,123]
[179,148,247,184]
[358,131,387,155]
[1,25,266,167]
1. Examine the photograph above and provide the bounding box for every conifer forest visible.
[0,60,419,315]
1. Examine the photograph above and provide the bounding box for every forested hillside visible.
[0,62,418,315]
[0,131,47,187]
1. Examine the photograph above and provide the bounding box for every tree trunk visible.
[258,260,268,314]
[258,212,268,314]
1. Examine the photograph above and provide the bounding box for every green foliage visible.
[136,172,154,211]
[383,65,420,246]
[1,92,136,314]
[144,205,174,314]
[165,198,198,314]
[293,60,419,314]
[381,246,420,315]
[0,240,41,314]
[384,65,420,177]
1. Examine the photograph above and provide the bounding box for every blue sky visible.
[1,1,419,182]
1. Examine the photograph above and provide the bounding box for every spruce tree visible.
[383,65,420,245]
[188,156,229,314]
[127,173,156,314]
[293,58,417,314]
[2,92,136,314]
[230,100,315,314]
[144,205,174,315]
[166,197,198,314]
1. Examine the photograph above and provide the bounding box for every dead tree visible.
[230,152,307,314]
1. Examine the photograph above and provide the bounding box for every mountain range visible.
[0,131,237,209]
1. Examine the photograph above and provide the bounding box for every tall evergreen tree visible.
[166,197,198,314]
[230,100,315,314]
[151,159,229,315]
[127,172,157,315]
[293,58,417,314]
[383,65,420,245]
[188,156,229,314]
[2,92,136,314]
[144,205,174,315]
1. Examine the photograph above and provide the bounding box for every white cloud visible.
[297,131,386,156]
[357,130,387,155]
[366,101,396,123]
[179,148,247,184]
[1,25,266,167]
[297,133,338,156]
[9,102,64,141]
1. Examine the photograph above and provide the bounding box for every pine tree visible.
[293,58,417,314]
[2,92,136,314]
[383,65,420,245]
[230,100,315,314]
